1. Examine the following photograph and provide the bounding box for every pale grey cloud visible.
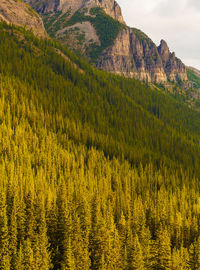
[117,0,200,69]
[153,0,185,17]
[189,0,200,10]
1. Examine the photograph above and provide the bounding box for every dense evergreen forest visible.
[1,22,200,269]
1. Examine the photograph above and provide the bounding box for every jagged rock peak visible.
[157,39,170,65]
[0,0,47,38]
[97,29,188,83]
[86,0,125,23]
[158,39,169,52]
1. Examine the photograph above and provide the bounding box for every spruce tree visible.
[128,234,145,270]
[35,199,52,270]
[9,196,18,270]
[151,227,171,270]
[0,191,10,270]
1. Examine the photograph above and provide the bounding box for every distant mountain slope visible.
[0,0,47,37]
[188,66,200,77]
[23,0,188,83]
[187,66,200,89]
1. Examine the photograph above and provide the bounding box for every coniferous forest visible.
[1,23,200,269]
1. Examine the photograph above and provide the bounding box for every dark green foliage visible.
[88,7,124,60]
[1,22,200,176]
[43,7,123,61]
[195,99,200,108]
[131,27,152,43]
[187,69,200,89]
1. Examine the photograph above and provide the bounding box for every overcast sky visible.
[117,0,200,70]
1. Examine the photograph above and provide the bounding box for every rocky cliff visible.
[23,0,187,83]
[0,0,47,38]
[97,30,187,83]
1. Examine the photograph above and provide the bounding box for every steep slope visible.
[1,24,200,269]
[185,67,200,107]
[1,22,200,175]
[24,0,187,83]
[187,66,200,87]
[97,31,187,83]
[0,0,47,37]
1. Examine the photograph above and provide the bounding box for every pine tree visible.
[128,234,145,270]
[90,195,107,270]
[0,191,10,270]
[25,191,36,243]
[189,236,200,270]
[57,182,75,269]
[105,211,122,269]
[61,236,76,270]
[16,244,24,270]
[139,225,152,270]
[35,199,52,270]
[9,196,18,270]
[23,238,35,270]
[151,227,171,270]
[171,246,190,270]
[71,213,91,270]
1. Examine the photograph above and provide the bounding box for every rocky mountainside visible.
[97,31,187,83]
[24,0,125,23]
[0,0,47,38]
[24,0,187,83]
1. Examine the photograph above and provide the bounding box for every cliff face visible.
[0,0,47,38]
[97,29,187,83]
[23,0,187,83]
[158,40,187,82]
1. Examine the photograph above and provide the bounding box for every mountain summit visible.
[23,0,187,82]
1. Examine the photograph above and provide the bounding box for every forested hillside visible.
[1,23,200,269]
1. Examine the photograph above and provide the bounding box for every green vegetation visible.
[131,27,152,43]
[187,68,200,89]
[2,22,200,269]
[87,7,124,60]
[43,7,123,61]
[42,10,70,37]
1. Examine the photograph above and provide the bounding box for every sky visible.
[117,0,200,70]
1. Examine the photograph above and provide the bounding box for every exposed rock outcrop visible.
[23,0,188,83]
[0,0,47,38]
[24,0,125,23]
[158,40,187,81]
[97,29,187,83]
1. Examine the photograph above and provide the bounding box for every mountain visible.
[24,0,188,83]
[0,0,47,37]
[1,21,200,268]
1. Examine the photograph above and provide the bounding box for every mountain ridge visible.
[23,0,188,83]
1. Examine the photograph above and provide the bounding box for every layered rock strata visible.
[97,30,187,83]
